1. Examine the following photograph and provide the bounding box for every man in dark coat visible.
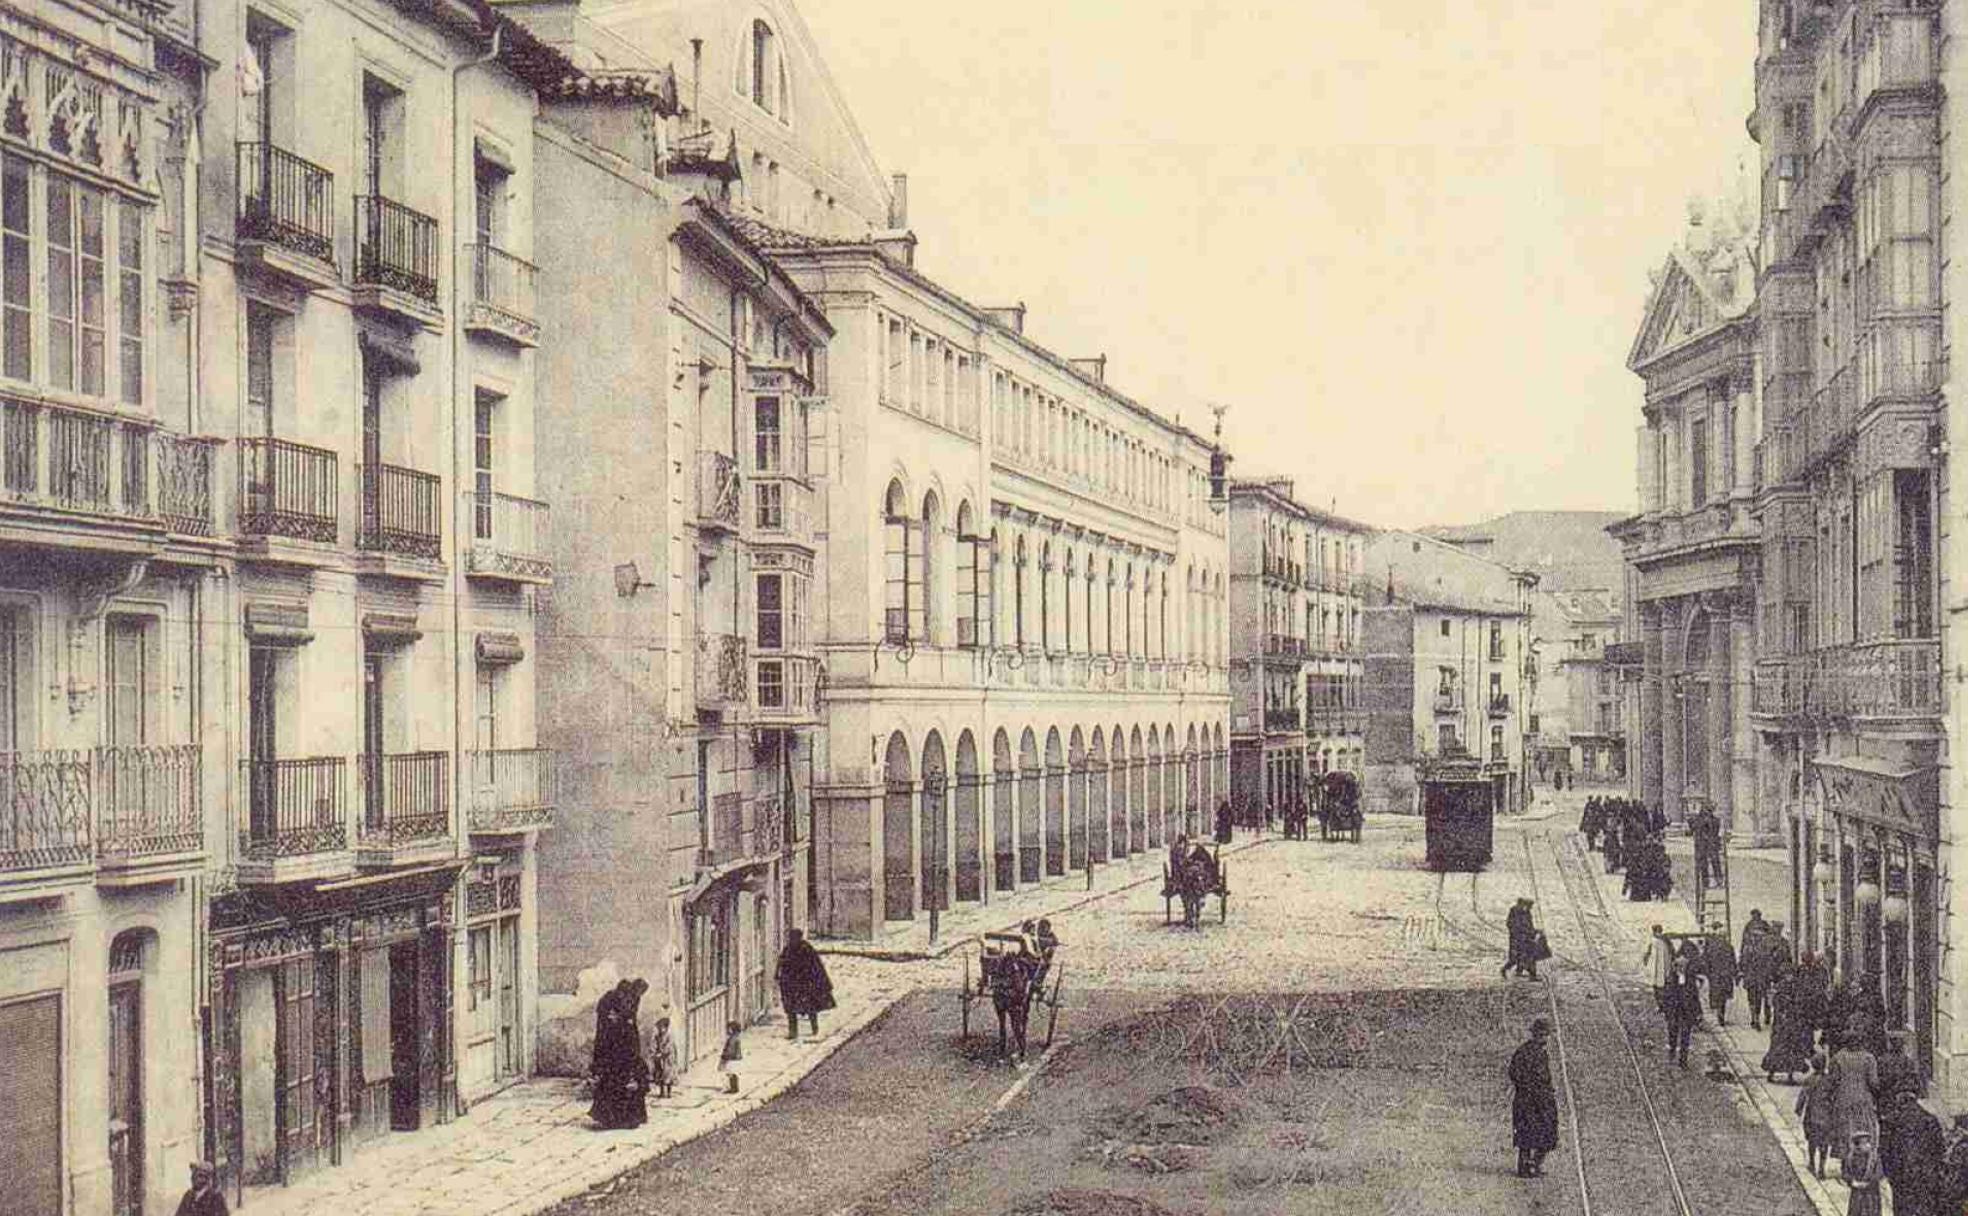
[175,1162,228,1216]
[1503,897,1538,980]
[775,928,836,1039]
[1689,803,1723,889]
[1701,929,1738,1026]
[1509,1018,1559,1178]
[1214,800,1233,844]
[1662,956,1704,1068]
[1878,1090,1946,1216]
[589,979,649,1129]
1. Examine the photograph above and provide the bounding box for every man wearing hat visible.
[176,1161,228,1216]
[1508,1018,1558,1178]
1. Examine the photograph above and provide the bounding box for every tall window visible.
[1014,536,1027,648]
[757,573,784,649]
[1,154,27,380]
[1689,417,1708,507]
[0,606,21,750]
[751,20,776,113]
[117,201,142,404]
[244,305,276,437]
[48,177,107,395]
[882,482,917,643]
[473,392,497,540]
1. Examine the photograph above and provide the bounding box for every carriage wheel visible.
[1043,962,1065,1049]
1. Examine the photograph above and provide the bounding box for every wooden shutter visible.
[0,994,62,1216]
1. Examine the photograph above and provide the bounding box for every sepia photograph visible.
[0,0,1964,1212]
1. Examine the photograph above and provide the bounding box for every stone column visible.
[1728,602,1761,841]
[1639,605,1664,809]
[1659,602,1684,822]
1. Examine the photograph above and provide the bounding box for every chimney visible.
[690,39,703,130]
[889,173,908,229]
[981,303,1026,335]
[1068,354,1106,383]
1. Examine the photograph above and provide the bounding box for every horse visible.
[1177,851,1218,929]
[980,951,1034,1060]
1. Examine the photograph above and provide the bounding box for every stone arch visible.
[1019,727,1042,884]
[921,730,949,913]
[882,732,914,921]
[992,729,1015,892]
[1043,727,1065,876]
[1068,726,1088,870]
[1130,724,1148,850]
[1089,727,1109,862]
[954,730,981,902]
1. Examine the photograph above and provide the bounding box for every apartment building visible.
[1530,589,1626,786]
[1362,533,1536,817]
[1225,476,1371,814]
[1741,0,1949,1096]
[0,1,210,1213]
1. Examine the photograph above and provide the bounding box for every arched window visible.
[882,480,918,643]
[1039,542,1053,652]
[921,491,940,643]
[751,20,776,112]
[955,502,977,647]
[1062,548,1076,654]
[1014,535,1027,648]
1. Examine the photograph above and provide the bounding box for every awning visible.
[244,600,312,646]
[1812,755,1938,841]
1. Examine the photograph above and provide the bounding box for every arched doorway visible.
[108,929,151,1216]
[1130,726,1148,850]
[1147,726,1164,848]
[1068,728,1088,871]
[921,731,949,915]
[992,730,1015,892]
[954,731,981,902]
[1043,728,1065,877]
[882,733,914,921]
[1019,729,1042,883]
[1089,729,1109,862]
[1109,725,1129,856]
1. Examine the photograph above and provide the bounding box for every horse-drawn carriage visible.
[1161,843,1229,927]
[1320,771,1363,843]
[959,932,1064,1061]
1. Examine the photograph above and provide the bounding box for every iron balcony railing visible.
[96,744,201,861]
[697,450,741,530]
[1263,707,1301,731]
[358,463,441,560]
[466,747,555,832]
[696,632,748,706]
[157,433,215,535]
[239,437,338,542]
[0,749,93,873]
[465,243,537,339]
[236,142,335,263]
[1433,688,1464,713]
[1488,694,1513,716]
[1813,639,1941,721]
[241,756,347,859]
[354,195,440,303]
[464,489,551,581]
[2,397,156,521]
[359,750,450,845]
[1752,657,1807,717]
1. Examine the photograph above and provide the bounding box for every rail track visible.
[1429,827,1697,1216]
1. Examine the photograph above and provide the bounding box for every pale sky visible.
[801,0,1758,530]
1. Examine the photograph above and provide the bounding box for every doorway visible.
[388,943,420,1131]
[107,964,143,1216]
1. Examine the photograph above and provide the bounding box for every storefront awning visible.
[1812,755,1938,842]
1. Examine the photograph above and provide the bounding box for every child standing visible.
[1842,1129,1881,1216]
[1795,1052,1833,1179]
[649,1016,678,1100]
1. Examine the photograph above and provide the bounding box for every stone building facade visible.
[1225,476,1370,814]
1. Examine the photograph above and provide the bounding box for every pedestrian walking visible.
[1763,963,1816,1083]
[1827,1034,1880,1162]
[776,927,837,1039]
[649,1016,678,1100]
[1740,911,1774,1029]
[1508,1018,1559,1179]
[1879,1088,1945,1216]
[1214,800,1233,845]
[174,1162,228,1216]
[589,977,650,1129]
[1662,956,1703,1068]
[1796,1053,1835,1179]
[1689,802,1723,889]
[1503,898,1533,979]
[1701,928,1738,1026]
[1643,924,1674,1008]
[1876,1035,1924,1102]
[1843,1129,1883,1216]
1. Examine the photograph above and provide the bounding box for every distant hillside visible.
[1419,511,1627,593]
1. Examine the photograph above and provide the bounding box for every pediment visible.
[1628,253,1726,369]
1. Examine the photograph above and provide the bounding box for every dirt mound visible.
[1099,1086,1244,1145]
[1003,1189,1183,1216]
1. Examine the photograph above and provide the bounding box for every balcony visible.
[357,463,442,565]
[1,398,171,551]
[1307,709,1369,737]
[1856,9,1937,122]
[464,490,552,584]
[754,654,818,723]
[464,243,538,347]
[1488,694,1512,716]
[0,749,95,889]
[95,744,202,885]
[696,632,748,709]
[1433,688,1464,714]
[357,751,453,868]
[1752,657,1808,719]
[237,756,351,884]
[697,450,741,532]
[1263,707,1301,732]
[238,437,338,545]
[157,433,216,536]
[235,142,337,289]
[353,195,442,325]
[1264,634,1306,659]
[467,747,555,835]
[1813,639,1940,723]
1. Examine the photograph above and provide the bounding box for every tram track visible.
[1427,828,1696,1216]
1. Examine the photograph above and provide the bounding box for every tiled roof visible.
[719,211,871,253]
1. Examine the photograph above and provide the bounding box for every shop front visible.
[205,867,459,1201]
[1807,756,1938,1080]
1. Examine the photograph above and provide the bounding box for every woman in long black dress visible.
[590,978,650,1129]
[1509,1018,1559,1178]
[1762,963,1815,1082]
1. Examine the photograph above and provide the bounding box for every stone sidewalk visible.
[1575,830,1875,1216]
[227,834,1274,1215]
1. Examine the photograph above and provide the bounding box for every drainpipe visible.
[446,20,501,1119]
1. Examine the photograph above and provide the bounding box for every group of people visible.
[1581,797,1674,901]
[1640,923,1739,1066]
[1501,897,1551,982]
[584,929,838,1132]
